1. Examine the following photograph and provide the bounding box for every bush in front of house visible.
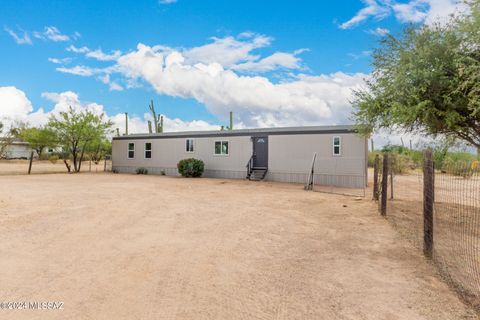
[136,167,148,175]
[48,154,59,164]
[177,158,204,177]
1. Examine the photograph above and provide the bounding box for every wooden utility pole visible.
[124,113,129,136]
[423,149,434,258]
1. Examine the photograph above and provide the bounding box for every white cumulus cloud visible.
[0,86,219,135]
[55,34,367,127]
[114,44,366,127]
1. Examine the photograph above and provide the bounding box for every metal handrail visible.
[246,155,254,178]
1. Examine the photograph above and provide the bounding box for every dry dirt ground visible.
[0,173,478,320]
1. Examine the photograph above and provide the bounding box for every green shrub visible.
[48,154,59,164]
[160,170,166,176]
[177,158,204,177]
[135,167,148,175]
[381,144,409,154]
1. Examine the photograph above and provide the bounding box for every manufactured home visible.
[0,138,34,159]
[112,125,368,188]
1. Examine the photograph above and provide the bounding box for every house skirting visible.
[112,165,366,189]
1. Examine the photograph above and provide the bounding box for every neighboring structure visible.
[0,138,34,159]
[112,125,368,188]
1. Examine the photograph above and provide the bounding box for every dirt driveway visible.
[0,173,477,319]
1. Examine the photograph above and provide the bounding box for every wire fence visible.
[0,156,112,175]
[375,151,480,311]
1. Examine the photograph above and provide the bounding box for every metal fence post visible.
[373,154,380,200]
[381,153,389,216]
[423,149,434,258]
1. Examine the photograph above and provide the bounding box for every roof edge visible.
[112,125,358,141]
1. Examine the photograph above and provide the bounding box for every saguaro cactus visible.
[148,120,152,133]
[149,100,159,133]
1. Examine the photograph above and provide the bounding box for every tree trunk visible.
[72,153,78,172]
[63,159,71,173]
[77,143,88,172]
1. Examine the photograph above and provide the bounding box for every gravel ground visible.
[0,173,477,319]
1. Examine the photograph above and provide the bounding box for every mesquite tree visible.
[48,107,112,172]
[354,0,480,148]
[19,127,56,158]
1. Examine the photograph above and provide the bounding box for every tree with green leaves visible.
[86,138,112,164]
[354,0,480,148]
[19,127,56,158]
[48,107,112,172]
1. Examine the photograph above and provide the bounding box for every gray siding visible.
[266,134,366,188]
[113,136,252,176]
[112,130,367,188]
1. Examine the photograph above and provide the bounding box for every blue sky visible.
[0,0,462,134]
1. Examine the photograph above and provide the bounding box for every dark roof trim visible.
[113,125,357,141]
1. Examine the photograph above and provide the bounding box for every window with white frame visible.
[333,136,341,156]
[185,139,194,153]
[214,141,229,155]
[145,142,152,159]
[128,143,135,159]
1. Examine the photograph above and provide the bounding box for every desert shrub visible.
[48,154,59,164]
[389,153,414,174]
[368,151,382,167]
[112,169,119,174]
[135,167,148,175]
[177,158,204,177]
[381,144,409,154]
[369,151,419,174]
[160,170,166,176]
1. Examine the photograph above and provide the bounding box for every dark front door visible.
[253,136,268,168]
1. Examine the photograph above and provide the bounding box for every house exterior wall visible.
[112,136,252,179]
[3,144,34,159]
[266,134,366,188]
[112,129,367,188]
